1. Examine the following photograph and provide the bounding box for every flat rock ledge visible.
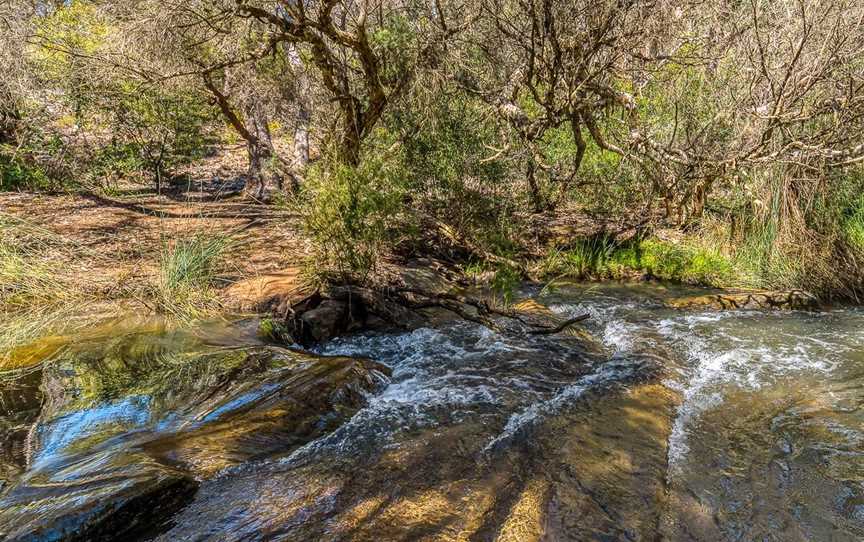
[666,289,820,311]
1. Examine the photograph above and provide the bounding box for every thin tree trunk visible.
[243,101,281,200]
[286,44,310,183]
[203,72,283,202]
[294,104,310,171]
[526,160,544,213]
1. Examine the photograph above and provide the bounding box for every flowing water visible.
[1,284,863,541]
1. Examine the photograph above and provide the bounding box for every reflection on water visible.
[0,317,389,541]
[1,285,863,541]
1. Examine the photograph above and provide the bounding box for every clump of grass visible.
[0,217,75,307]
[538,237,614,280]
[842,198,864,252]
[639,239,734,285]
[0,242,58,306]
[153,234,231,319]
[538,236,735,287]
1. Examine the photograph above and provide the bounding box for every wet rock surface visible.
[0,324,389,541]
[156,321,678,541]
[2,284,863,541]
[0,369,43,492]
[666,289,819,311]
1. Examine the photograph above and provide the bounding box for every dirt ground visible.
[0,176,306,299]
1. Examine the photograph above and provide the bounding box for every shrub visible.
[301,153,408,282]
[0,151,53,191]
[539,237,734,287]
[842,197,864,252]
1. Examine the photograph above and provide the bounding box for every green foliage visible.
[397,93,507,199]
[386,89,524,258]
[731,214,796,289]
[30,1,214,190]
[0,129,73,192]
[371,15,415,82]
[539,237,735,286]
[843,199,864,252]
[638,240,733,284]
[88,141,146,181]
[100,86,214,187]
[0,149,53,191]
[301,153,408,280]
[539,237,613,279]
[258,317,292,343]
[491,264,521,303]
[32,0,108,117]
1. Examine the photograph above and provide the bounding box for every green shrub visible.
[539,237,734,287]
[842,197,864,252]
[301,153,408,281]
[491,264,521,303]
[0,130,73,192]
[0,152,53,191]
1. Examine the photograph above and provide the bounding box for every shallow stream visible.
[1,284,862,541]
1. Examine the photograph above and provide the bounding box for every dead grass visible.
[0,185,305,321]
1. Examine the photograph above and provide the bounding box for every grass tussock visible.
[152,234,232,320]
[538,237,735,287]
[0,242,69,307]
[0,213,86,307]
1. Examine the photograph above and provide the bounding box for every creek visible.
[1,284,862,541]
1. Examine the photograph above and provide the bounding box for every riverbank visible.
[1,186,836,360]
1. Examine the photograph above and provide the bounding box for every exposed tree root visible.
[284,283,590,346]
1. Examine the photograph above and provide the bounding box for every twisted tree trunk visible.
[203,73,283,202]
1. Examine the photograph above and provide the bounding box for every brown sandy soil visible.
[0,179,307,302]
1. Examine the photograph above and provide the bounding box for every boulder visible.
[297,299,350,344]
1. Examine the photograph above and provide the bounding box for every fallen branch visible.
[527,314,590,335]
[330,285,590,336]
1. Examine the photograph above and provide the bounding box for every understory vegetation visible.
[2,0,864,305]
[0,210,231,326]
[153,234,232,318]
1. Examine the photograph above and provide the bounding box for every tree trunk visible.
[287,43,309,189]
[0,106,19,145]
[526,160,544,213]
[243,102,282,202]
[339,100,364,167]
[202,72,283,203]
[293,104,310,171]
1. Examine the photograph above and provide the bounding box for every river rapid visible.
[1,283,862,541]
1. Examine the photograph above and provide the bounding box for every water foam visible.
[657,311,843,471]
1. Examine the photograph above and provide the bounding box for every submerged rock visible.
[0,330,389,542]
[666,289,819,311]
[0,369,43,492]
[154,344,679,542]
[0,462,196,542]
